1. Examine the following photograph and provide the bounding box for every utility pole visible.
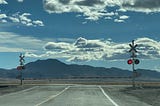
[17,53,25,85]
[128,40,140,88]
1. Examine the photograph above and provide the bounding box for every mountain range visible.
[0,59,160,80]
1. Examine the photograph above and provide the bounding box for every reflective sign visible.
[129,40,138,53]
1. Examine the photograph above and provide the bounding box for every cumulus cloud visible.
[26,37,160,62]
[114,19,124,23]
[44,42,73,50]
[121,0,160,13]
[135,37,160,59]
[0,12,44,27]
[17,0,23,2]
[43,0,160,21]
[114,15,129,22]
[43,0,118,21]
[0,14,7,19]
[119,15,129,20]
[0,0,7,4]
[12,13,44,27]
[0,19,7,23]
[33,20,44,26]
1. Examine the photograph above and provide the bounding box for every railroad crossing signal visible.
[128,40,140,88]
[17,66,25,70]
[17,53,25,85]
[19,53,25,65]
[127,59,140,65]
[129,40,138,53]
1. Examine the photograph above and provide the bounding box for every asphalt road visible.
[0,85,151,106]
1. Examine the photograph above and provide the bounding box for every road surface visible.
[0,85,151,106]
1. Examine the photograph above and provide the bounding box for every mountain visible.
[17,59,132,78]
[0,59,160,79]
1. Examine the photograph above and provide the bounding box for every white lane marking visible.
[35,86,70,106]
[0,86,38,97]
[99,86,119,106]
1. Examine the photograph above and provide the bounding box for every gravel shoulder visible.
[0,85,33,96]
[102,85,151,106]
[121,86,160,106]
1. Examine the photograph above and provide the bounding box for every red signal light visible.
[127,59,133,65]
[17,66,22,70]
[17,66,25,70]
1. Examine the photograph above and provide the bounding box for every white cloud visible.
[121,0,160,13]
[8,17,20,23]
[0,14,7,19]
[104,17,112,20]
[0,0,7,4]
[19,13,32,23]
[43,0,118,21]
[0,12,44,27]
[117,8,127,12]
[17,0,23,2]
[0,19,7,23]
[114,19,124,23]
[44,42,74,50]
[33,20,44,26]
[135,37,160,59]
[1,33,158,62]
[0,32,46,52]
[119,15,129,20]
[26,37,160,62]
[43,0,160,21]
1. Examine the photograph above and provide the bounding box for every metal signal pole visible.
[129,40,138,88]
[132,51,136,88]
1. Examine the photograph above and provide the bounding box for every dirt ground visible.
[0,85,33,96]
[121,86,160,106]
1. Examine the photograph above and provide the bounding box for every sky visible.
[0,0,160,71]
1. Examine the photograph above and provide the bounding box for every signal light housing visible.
[127,59,133,64]
[135,59,140,64]
[17,66,25,70]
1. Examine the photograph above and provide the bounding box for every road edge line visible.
[35,86,70,106]
[99,86,119,106]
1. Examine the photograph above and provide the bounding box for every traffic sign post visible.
[128,40,140,88]
[17,53,25,85]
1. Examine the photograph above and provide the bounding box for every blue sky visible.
[0,0,160,71]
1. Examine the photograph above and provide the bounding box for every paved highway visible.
[0,85,151,106]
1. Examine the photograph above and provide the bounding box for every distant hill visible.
[0,59,160,79]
